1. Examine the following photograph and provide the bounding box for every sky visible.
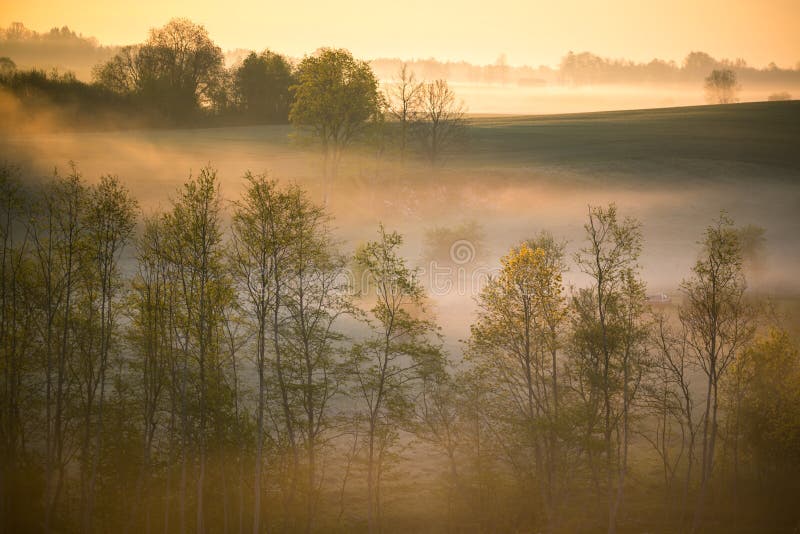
[1,0,798,68]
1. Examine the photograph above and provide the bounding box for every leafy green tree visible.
[738,329,800,495]
[278,190,350,531]
[230,174,292,533]
[126,216,174,532]
[76,175,137,533]
[234,51,294,122]
[231,173,349,531]
[94,18,224,120]
[290,48,381,200]
[162,166,233,533]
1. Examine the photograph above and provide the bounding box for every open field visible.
[463,100,800,176]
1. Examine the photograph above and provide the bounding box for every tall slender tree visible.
[163,166,232,534]
[572,204,647,534]
[78,175,137,533]
[468,241,567,530]
[684,214,755,532]
[349,225,443,534]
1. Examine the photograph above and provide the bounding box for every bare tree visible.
[414,79,466,165]
[648,313,700,529]
[386,64,423,161]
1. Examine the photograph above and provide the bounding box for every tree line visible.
[1,19,466,165]
[559,50,800,87]
[4,21,800,90]
[0,162,798,533]
[0,23,113,80]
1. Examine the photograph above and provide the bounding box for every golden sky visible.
[1,0,798,67]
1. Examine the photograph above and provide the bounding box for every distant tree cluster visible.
[705,68,740,104]
[768,91,792,101]
[1,161,798,533]
[4,18,800,134]
[5,19,800,90]
[90,19,273,122]
[0,22,115,79]
[560,50,800,87]
[370,55,552,86]
[0,66,140,129]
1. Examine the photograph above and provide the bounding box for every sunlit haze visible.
[1,0,798,67]
[1,1,799,532]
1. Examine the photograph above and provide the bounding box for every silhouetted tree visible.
[234,51,294,122]
[704,69,739,104]
[94,19,223,121]
[413,79,466,165]
[0,57,15,77]
[386,64,423,160]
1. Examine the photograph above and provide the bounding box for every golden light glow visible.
[0,0,798,67]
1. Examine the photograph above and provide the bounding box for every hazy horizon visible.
[1,0,799,69]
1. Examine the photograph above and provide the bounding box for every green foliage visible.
[290,48,381,153]
[94,18,224,121]
[234,51,294,122]
[0,67,136,127]
[739,329,800,476]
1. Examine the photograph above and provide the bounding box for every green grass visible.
[459,101,800,180]
[15,100,793,186]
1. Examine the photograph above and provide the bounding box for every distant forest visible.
[0,19,797,134]
[3,20,800,85]
[1,17,799,132]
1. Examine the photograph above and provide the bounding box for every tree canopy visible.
[290,48,381,156]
